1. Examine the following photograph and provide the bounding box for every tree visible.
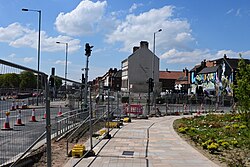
[19,71,36,89]
[0,73,20,88]
[234,54,250,127]
[54,77,62,90]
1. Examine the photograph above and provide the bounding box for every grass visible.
[174,113,250,167]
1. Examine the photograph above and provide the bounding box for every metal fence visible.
[0,59,85,167]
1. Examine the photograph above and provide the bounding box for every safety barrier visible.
[0,59,82,166]
[124,104,143,116]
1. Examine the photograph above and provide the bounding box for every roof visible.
[159,71,184,80]
[190,64,201,72]
[212,57,250,69]
[177,76,188,81]
[113,70,122,77]
[198,66,219,74]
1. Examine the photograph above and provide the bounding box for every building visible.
[92,68,122,94]
[190,55,250,98]
[159,68,189,93]
[121,41,159,93]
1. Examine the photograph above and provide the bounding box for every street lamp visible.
[152,28,162,111]
[56,42,68,87]
[22,8,41,106]
[152,28,162,78]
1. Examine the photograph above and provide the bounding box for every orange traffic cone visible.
[15,110,25,126]
[42,110,46,119]
[1,111,13,130]
[21,100,28,109]
[10,101,15,111]
[30,109,38,122]
[57,105,63,117]
[15,101,19,110]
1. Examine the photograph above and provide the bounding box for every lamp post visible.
[152,29,162,78]
[152,29,162,111]
[22,8,41,106]
[56,42,68,88]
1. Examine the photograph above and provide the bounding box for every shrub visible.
[207,142,219,153]
[232,124,239,128]
[178,127,188,133]
[221,141,230,149]
[239,125,247,129]
[231,140,238,147]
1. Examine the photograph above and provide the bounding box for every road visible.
[0,99,70,165]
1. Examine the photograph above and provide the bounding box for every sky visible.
[1,0,250,82]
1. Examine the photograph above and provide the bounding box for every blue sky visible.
[1,0,250,81]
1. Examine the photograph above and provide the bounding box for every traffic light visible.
[85,43,93,57]
[49,67,55,87]
[49,77,54,87]
[148,78,154,92]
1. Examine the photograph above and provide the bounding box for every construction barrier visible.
[72,144,86,157]
[123,117,131,123]
[105,121,120,128]
[124,104,143,116]
[99,129,107,136]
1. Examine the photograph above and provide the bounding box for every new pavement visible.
[64,116,219,167]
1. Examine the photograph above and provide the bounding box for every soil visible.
[29,122,105,167]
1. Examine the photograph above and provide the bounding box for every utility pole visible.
[84,43,93,111]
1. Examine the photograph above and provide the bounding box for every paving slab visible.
[64,116,219,167]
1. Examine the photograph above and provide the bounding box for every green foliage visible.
[234,54,250,127]
[221,141,230,149]
[174,113,250,165]
[178,127,188,133]
[207,142,219,153]
[19,71,36,89]
[0,73,20,88]
[54,77,62,90]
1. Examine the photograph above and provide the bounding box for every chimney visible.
[133,46,139,53]
[224,54,227,59]
[140,41,148,49]
[184,68,189,77]
[201,59,206,68]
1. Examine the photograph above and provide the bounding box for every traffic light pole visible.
[148,82,151,115]
[83,56,89,110]
[84,43,93,112]
[147,78,154,116]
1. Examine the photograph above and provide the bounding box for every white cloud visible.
[160,48,250,69]
[55,60,72,66]
[160,49,212,64]
[0,22,31,42]
[55,0,107,36]
[175,32,193,42]
[226,9,234,15]
[106,5,194,52]
[129,3,143,13]
[23,57,33,63]
[236,8,241,16]
[9,53,16,58]
[0,23,81,53]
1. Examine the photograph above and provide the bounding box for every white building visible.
[121,41,159,93]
